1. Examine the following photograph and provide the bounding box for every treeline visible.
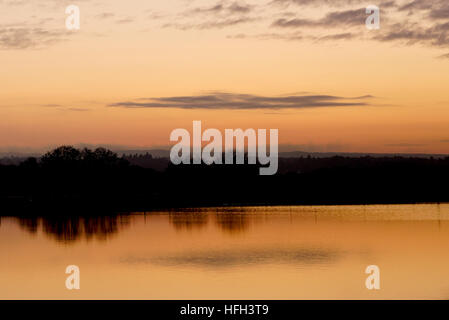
[122,153,170,171]
[1,146,449,214]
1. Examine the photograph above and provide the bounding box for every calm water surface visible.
[1,204,449,299]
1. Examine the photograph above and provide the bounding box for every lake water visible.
[1,204,449,299]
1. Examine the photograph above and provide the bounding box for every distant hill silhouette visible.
[1,146,448,215]
[2,147,447,167]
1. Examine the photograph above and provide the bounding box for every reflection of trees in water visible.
[214,213,250,234]
[16,215,130,243]
[167,210,253,234]
[168,212,208,231]
[17,217,39,234]
[14,210,260,240]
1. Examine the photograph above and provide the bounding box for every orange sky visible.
[1,0,449,154]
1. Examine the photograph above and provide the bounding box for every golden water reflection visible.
[1,204,449,299]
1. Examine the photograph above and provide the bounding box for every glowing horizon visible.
[1,0,449,154]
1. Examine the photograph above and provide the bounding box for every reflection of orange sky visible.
[1,2,449,153]
[2,204,449,299]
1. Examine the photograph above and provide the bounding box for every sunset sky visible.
[1,0,449,154]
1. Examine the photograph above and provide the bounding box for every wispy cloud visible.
[227,31,355,42]
[164,0,258,30]
[272,8,367,28]
[40,104,63,108]
[0,26,69,49]
[186,1,254,16]
[225,0,449,56]
[109,92,373,110]
[38,104,90,112]
[116,18,134,25]
[317,32,354,41]
[2,0,449,58]
[96,12,115,19]
[373,22,449,47]
[67,108,90,112]
[398,0,441,13]
[270,0,363,7]
[164,17,256,30]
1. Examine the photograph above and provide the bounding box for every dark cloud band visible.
[109,92,373,110]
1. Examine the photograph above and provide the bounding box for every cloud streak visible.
[0,26,69,49]
[187,1,254,16]
[223,0,449,56]
[164,17,256,30]
[270,0,379,7]
[163,0,258,30]
[272,8,367,28]
[109,92,373,110]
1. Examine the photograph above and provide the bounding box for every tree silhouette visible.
[41,146,82,168]
[40,146,128,169]
[1,145,449,213]
[81,147,127,168]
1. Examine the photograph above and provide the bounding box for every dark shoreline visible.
[1,198,448,217]
[2,146,449,216]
